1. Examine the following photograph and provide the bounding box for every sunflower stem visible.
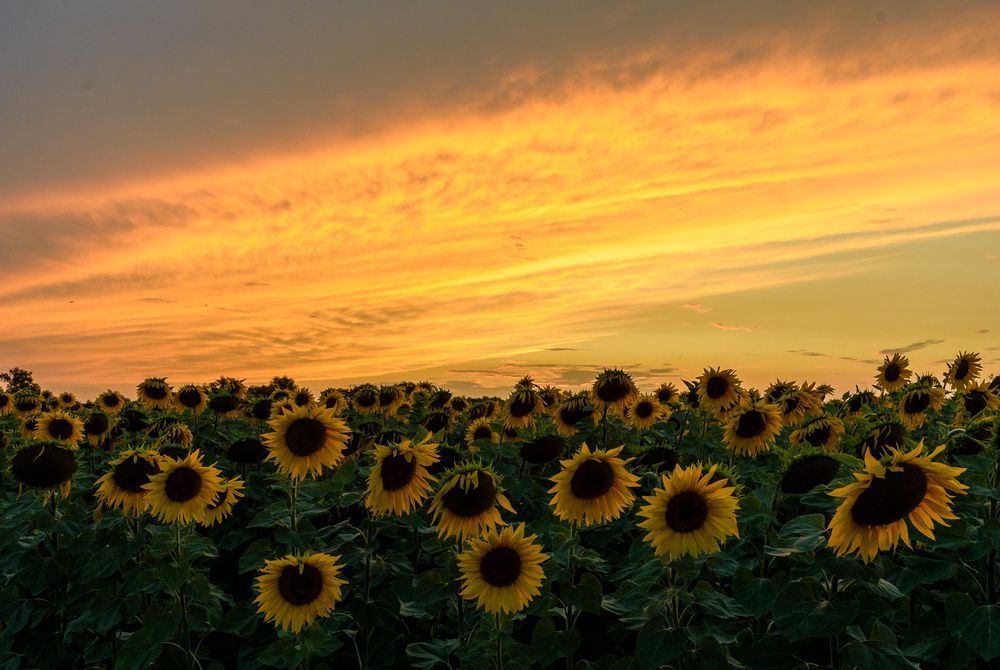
[495,614,505,670]
[290,479,300,532]
[456,593,466,648]
[600,405,609,449]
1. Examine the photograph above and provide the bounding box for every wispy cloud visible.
[878,339,946,355]
[683,303,711,313]
[709,322,757,332]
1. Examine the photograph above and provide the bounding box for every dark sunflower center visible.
[12,444,77,488]
[450,397,468,412]
[596,376,631,402]
[850,464,928,526]
[521,435,566,464]
[278,564,324,605]
[47,418,75,440]
[665,491,709,533]
[103,394,121,407]
[954,359,970,381]
[635,446,679,472]
[112,457,160,493]
[429,391,452,409]
[469,403,493,420]
[285,418,327,456]
[380,453,417,491]
[479,547,522,587]
[355,390,378,407]
[884,364,901,382]
[422,411,450,433]
[324,394,341,409]
[569,459,615,499]
[178,389,203,407]
[903,392,931,414]
[0,395,9,408]
[780,455,840,494]
[209,395,240,414]
[472,425,493,441]
[735,410,766,438]
[508,394,536,418]
[767,386,789,403]
[964,392,988,416]
[783,395,799,413]
[378,389,397,406]
[559,404,590,426]
[252,399,274,420]
[706,376,729,399]
[164,467,202,502]
[16,399,38,412]
[848,395,864,412]
[294,393,311,406]
[144,385,168,400]
[635,401,654,419]
[804,424,832,447]
[60,394,74,404]
[442,471,497,517]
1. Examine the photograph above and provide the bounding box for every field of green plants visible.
[1,353,999,669]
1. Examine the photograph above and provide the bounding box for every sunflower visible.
[552,394,593,437]
[697,367,742,415]
[845,389,876,415]
[246,397,275,423]
[946,351,982,392]
[469,400,499,421]
[457,524,548,615]
[537,385,563,410]
[82,409,112,447]
[150,418,194,450]
[263,405,351,480]
[779,449,842,494]
[465,418,499,446]
[765,379,796,405]
[503,385,542,430]
[255,553,347,634]
[319,389,348,415]
[0,391,13,416]
[779,384,823,427]
[955,382,999,424]
[213,376,248,398]
[208,393,241,417]
[626,394,666,430]
[136,377,173,411]
[655,383,679,406]
[897,384,945,430]
[10,441,78,498]
[722,401,783,456]
[428,463,515,541]
[33,410,85,446]
[200,476,245,527]
[13,392,42,417]
[633,446,680,473]
[520,434,566,465]
[428,389,453,410]
[875,353,912,393]
[591,369,638,417]
[789,415,845,451]
[143,450,224,524]
[96,390,127,415]
[421,410,453,434]
[57,392,78,411]
[827,443,968,562]
[637,463,739,560]
[378,385,406,416]
[352,384,381,415]
[548,443,640,527]
[365,435,439,517]
[860,417,908,458]
[95,449,162,515]
[174,384,208,414]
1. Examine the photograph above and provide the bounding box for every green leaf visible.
[945,592,977,634]
[960,605,1000,661]
[406,639,458,669]
[636,619,687,670]
[528,617,581,666]
[732,571,777,617]
[773,580,859,642]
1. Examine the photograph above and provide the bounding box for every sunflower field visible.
[2,352,1000,669]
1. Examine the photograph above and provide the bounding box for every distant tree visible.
[271,376,296,391]
[0,367,42,394]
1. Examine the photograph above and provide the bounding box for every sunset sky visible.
[1,1,999,399]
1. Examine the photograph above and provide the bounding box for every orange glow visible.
[2,54,999,397]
